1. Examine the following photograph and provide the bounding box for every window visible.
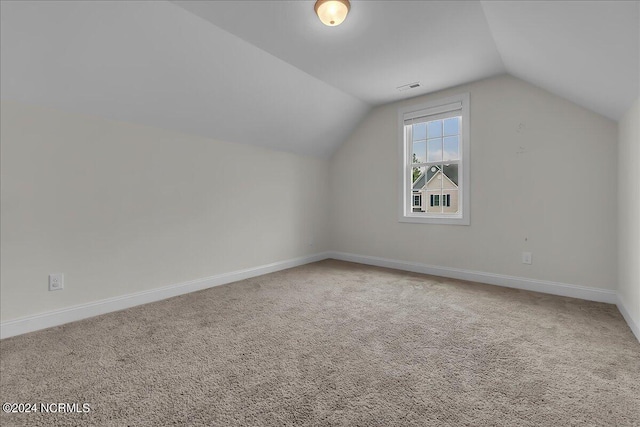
[398,93,470,225]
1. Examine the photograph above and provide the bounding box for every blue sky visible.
[412,117,460,164]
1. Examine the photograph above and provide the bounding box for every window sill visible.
[399,215,470,225]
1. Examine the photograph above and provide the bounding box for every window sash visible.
[405,119,463,218]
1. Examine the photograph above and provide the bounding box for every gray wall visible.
[618,98,640,334]
[329,75,618,291]
[0,101,330,321]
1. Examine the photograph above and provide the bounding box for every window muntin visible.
[399,94,469,225]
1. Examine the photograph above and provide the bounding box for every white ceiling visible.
[174,0,506,106]
[0,1,369,158]
[1,1,638,157]
[482,0,639,121]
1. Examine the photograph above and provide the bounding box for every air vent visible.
[397,82,421,91]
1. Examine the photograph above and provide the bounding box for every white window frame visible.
[398,93,470,225]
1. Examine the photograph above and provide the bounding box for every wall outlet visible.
[49,273,64,291]
[522,252,532,265]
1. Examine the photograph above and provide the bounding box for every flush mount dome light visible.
[314,0,350,26]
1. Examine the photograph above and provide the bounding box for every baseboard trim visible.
[328,251,618,304]
[0,252,330,339]
[3,251,632,342]
[616,297,640,343]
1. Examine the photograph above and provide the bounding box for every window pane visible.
[427,190,442,213]
[412,140,426,164]
[426,165,442,213]
[426,165,441,185]
[411,166,426,213]
[442,164,459,188]
[412,194,424,212]
[427,138,442,162]
[443,136,459,161]
[443,190,459,213]
[412,123,427,141]
[411,166,425,189]
[444,117,459,136]
[427,120,442,138]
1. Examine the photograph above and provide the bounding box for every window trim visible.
[397,93,470,225]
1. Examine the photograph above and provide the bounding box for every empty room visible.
[1,0,639,425]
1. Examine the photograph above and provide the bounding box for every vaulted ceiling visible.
[1,1,638,157]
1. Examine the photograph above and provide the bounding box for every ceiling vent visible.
[397,82,421,91]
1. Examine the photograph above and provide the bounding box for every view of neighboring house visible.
[412,164,459,213]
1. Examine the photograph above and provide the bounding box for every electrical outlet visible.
[49,273,64,291]
[522,252,532,265]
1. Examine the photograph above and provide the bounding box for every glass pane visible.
[444,117,459,136]
[425,164,442,214]
[443,136,459,161]
[443,189,459,213]
[426,190,442,213]
[426,165,441,185]
[442,164,459,188]
[411,166,426,213]
[427,138,442,162]
[411,166,425,190]
[412,123,427,141]
[412,141,426,164]
[427,120,442,138]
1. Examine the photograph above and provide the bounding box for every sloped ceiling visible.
[0,0,369,158]
[1,1,638,158]
[481,0,639,121]
[174,0,506,106]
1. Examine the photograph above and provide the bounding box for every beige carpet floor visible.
[1,260,639,426]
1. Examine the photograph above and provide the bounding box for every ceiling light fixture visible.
[314,0,350,27]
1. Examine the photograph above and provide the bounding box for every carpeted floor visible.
[1,260,639,426]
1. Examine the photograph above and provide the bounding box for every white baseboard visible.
[0,252,330,339]
[616,297,640,343]
[328,251,618,304]
[4,250,634,343]
[331,251,637,342]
